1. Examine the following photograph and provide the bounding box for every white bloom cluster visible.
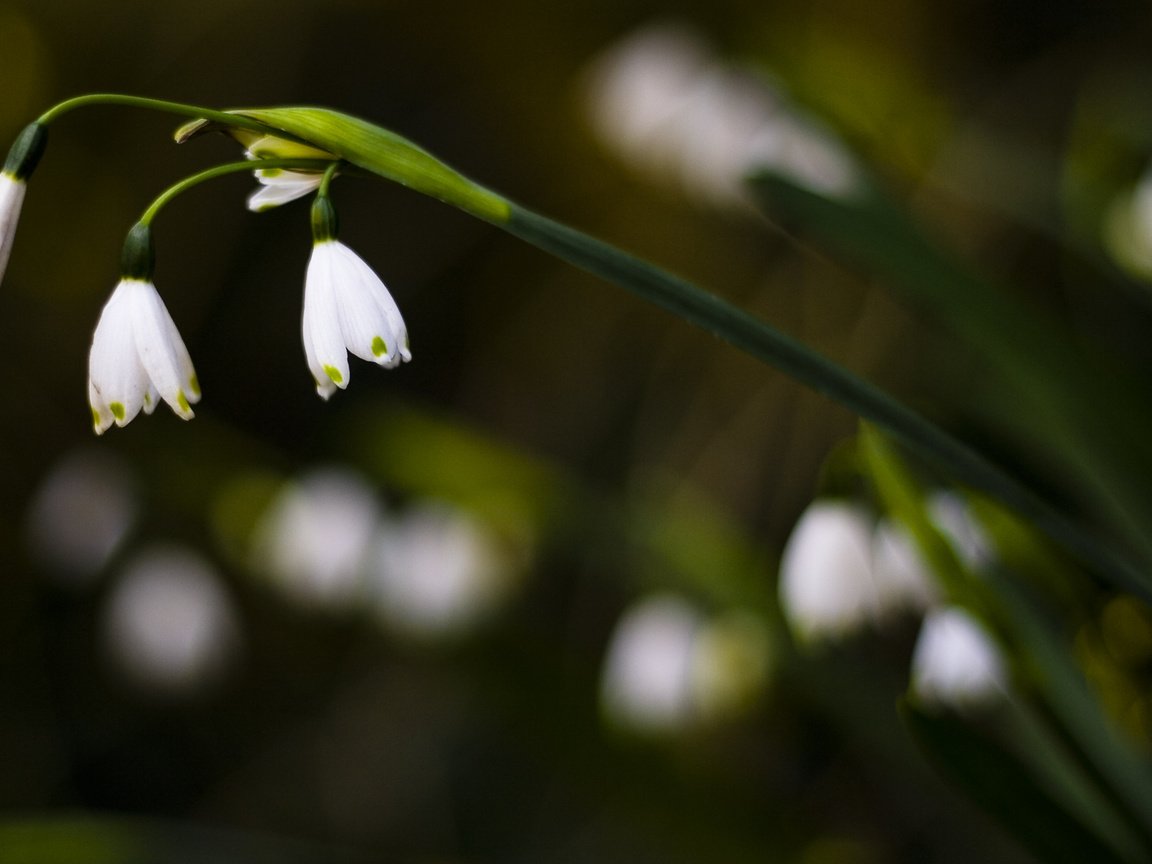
[778,501,939,644]
[583,22,861,208]
[0,118,411,434]
[251,466,516,638]
[84,154,411,432]
[777,497,1007,707]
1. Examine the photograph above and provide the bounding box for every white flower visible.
[371,503,509,638]
[927,491,995,570]
[871,520,939,617]
[88,278,201,434]
[911,607,1007,707]
[0,172,27,287]
[251,467,381,608]
[302,239,410,399]
[103,545,241,692]
[247,166,324,212]
[778,501,879,644]
[601,595,703,733]
[242,135,334,212]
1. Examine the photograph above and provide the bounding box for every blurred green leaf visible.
[751,171,1152,592]
[902,701,1133,864]
[0,816,374,864]
[863,426,1152,857]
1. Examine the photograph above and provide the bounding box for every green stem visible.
[36,93,278,137]
[318,161,339,197]
[138,158,336,225]
[502,205,1150,598]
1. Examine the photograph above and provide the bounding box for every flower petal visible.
[126,280,197,419]
[0,173,27,287]
[303,241,351,395]
[88,280,150,430]
[247,170,324,212]
[327,242,404,366]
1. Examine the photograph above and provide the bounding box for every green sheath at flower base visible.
[189,107,511,224]
[120,223,154,281]
[3,123,47,180]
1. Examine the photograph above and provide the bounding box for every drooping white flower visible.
[242,134,334,212]
[911,607,1007,707]
[88,278,201,433]
[302,239,410,399]
[871,519,939,617]
[0,173,27,286]
[247,166,324,212]
[778,501,879,644]
[0,122,47,287]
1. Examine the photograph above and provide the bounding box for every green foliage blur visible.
[3,0,1152,862]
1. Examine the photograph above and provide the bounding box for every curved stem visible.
[317,161,340,198]
[37,93,276,137]
[502,205,1150,598]
[138,158,337,225]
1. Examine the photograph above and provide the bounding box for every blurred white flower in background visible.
[251,467,381,608]
[871,519,939,616]
[600,594,772,735]
[778,501,879,644]
[25,448,138,584]
[583,21,860,208]
[1104,163,1152,280]
[601,595,701,733]
[911,607,1007,707]
[103,546,240,693]
[927,491,995,571]
[370,503,513,638]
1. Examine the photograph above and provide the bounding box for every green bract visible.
[178,107,511,224]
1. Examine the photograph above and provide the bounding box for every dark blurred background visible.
[3,0,1152,861]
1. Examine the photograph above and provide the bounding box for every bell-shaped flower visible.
[0,123,47,287]
[243,135,334,212]
[0,173,26,286]
[174,120,333,213]
[911,607,1007,708]
[88,278,201,434]
[778,500,879,645]
[302,238,411,399]
[247,166,324,212]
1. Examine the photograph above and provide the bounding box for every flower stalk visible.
[5,93,1144,594]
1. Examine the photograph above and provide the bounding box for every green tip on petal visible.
[110,402,126,421]
[323,364,344,385]
[189,375,201,398]
[371,336,388,358]
[91,407,103,431]
[143,392,153,408]
[177,391,191,413]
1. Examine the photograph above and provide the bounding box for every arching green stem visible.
[37,94,282,139]
[317,161,339,198]
[138,158,337,225]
